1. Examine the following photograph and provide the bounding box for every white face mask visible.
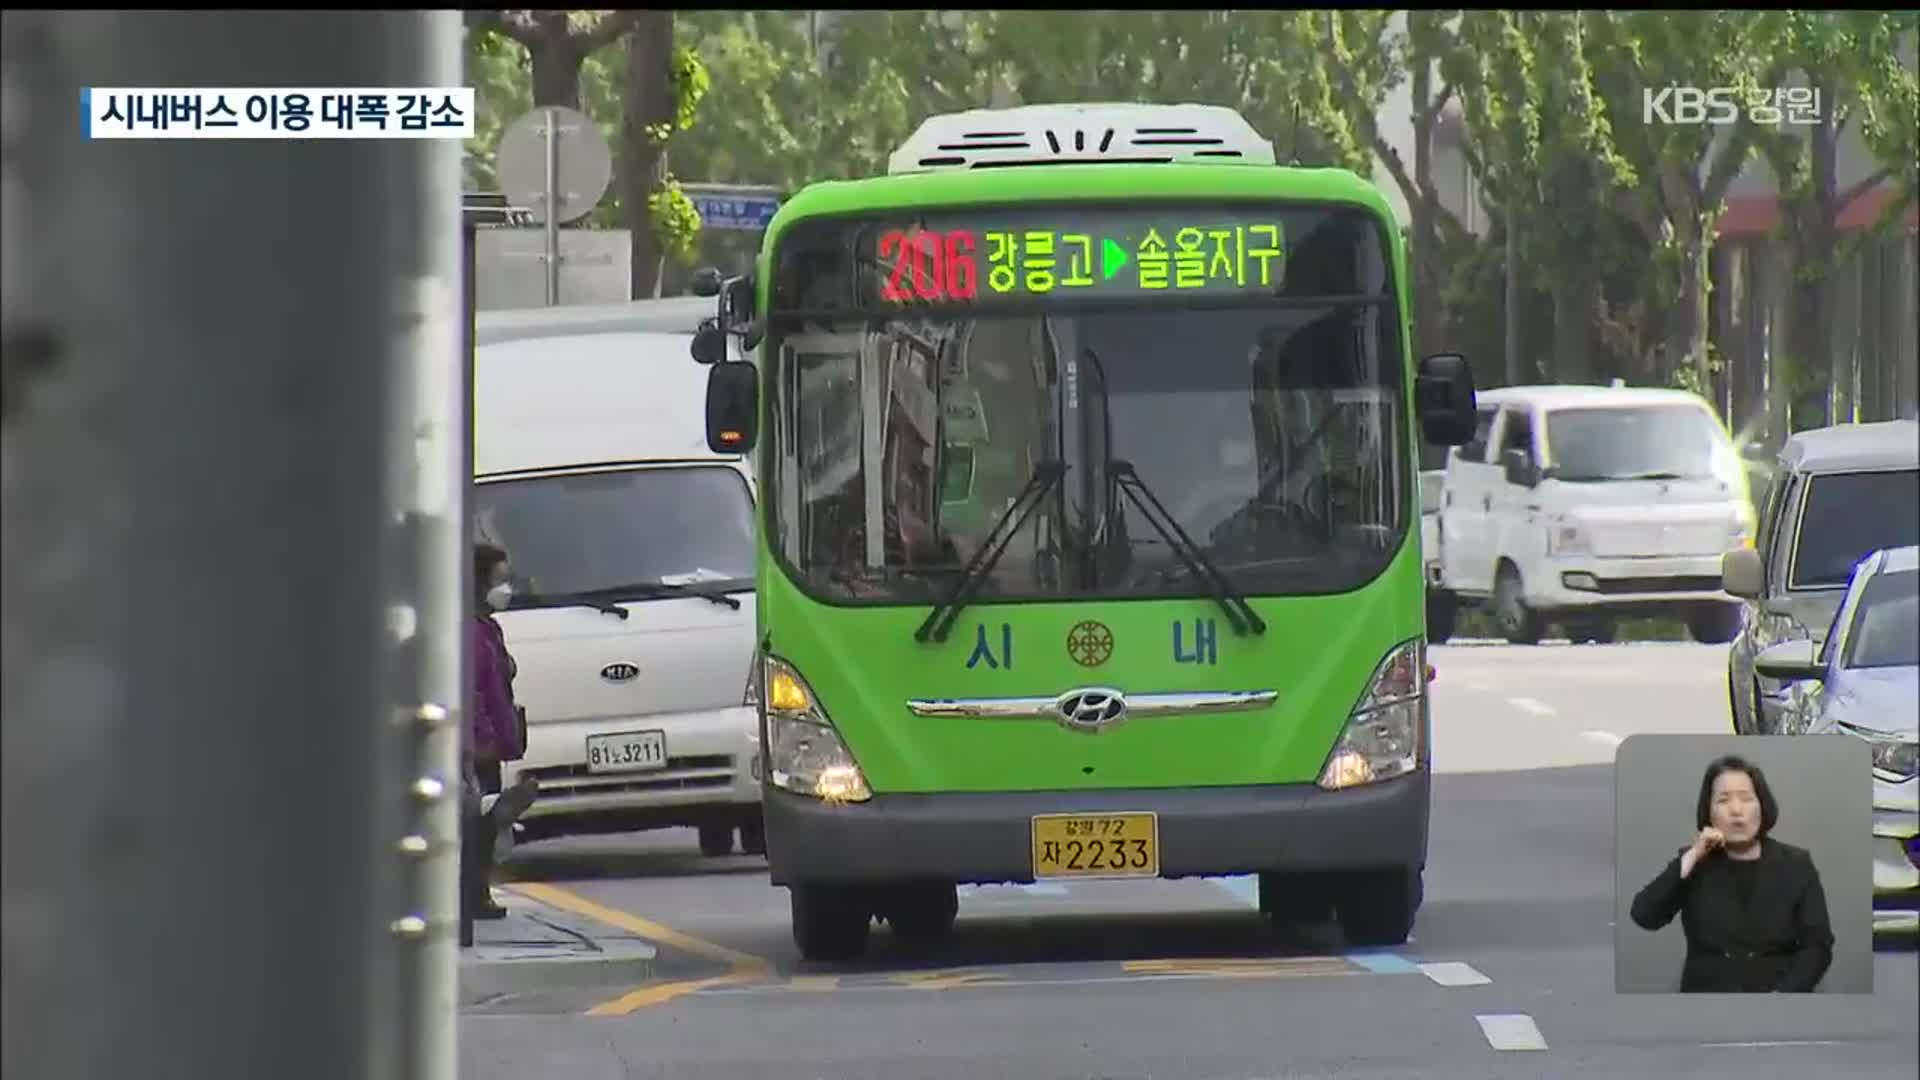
[485,582,513,611]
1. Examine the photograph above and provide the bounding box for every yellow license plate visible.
[1031,812,1159,880]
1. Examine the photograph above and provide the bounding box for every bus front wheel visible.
[881,881,959,943]
[790,883,870,962]
[1336,868,1421,947]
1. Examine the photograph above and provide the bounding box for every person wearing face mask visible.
[463,543,537,929]
[1629,755,1834,992]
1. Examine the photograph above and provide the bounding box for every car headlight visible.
[1839,723,1919,782]
[760,655,871,803]
[1318,639,1425,790]
[1548,519,1590,556]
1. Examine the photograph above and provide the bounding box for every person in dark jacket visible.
[463,543,537,928]
[1629,754,1835,992]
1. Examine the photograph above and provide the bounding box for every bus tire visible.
[1259,871,1334,930]
[1336,868,1421,947]
[790,883,870,962]
[883,882,959,943]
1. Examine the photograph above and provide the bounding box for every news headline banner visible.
[83,88,477,139]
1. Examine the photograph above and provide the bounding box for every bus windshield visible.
[763,203,1406,605]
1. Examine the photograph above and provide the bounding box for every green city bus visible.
[692,103,1478,961]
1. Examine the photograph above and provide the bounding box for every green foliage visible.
[648,176,703,262]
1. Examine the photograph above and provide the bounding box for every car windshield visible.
[1844,568,1919,670]
[1542,404,1738,484]
[473,465,755,602]
[762,204,1405,605]
[1791,470,1920,589]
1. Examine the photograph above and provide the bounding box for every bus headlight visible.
[1318,639,1425,791]
[761,656,872,803]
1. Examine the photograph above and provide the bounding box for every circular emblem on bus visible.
[1065,620,1114,667]
[600,662,640,683]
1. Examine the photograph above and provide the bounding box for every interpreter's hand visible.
[1680,826,1725,878]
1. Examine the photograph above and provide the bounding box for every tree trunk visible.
[621,12,673,300]
[1550,283,1592,384]
[1668,213,1714,393]
[526,36,585,110]
[1409,63,1440,358]
[1788,97,1844,430]
[1504,204,1522,386]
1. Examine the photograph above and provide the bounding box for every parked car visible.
[1425,384,1751,645]
[1723,419,1919,735]
[1753,544,1919,936]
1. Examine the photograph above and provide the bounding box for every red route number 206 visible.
[879,228,979,303]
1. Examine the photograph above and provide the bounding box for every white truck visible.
[1423,384,1753,646]
[475,297,766,857]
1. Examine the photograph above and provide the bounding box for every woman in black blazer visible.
[1629,754,1835,993]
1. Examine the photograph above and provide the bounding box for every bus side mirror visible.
[1415,353,1476,445]
[691,324,727,365]
[705,361,758,454]
[722,275,757,327]
[691,267,725,297]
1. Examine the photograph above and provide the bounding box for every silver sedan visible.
[1755,543,1919,937]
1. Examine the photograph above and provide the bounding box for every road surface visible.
[460,641,1919,1079]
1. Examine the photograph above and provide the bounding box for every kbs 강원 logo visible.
[1642,86,1822,127]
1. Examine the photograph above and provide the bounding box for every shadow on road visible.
[503,842,769,884]
[786,908,1353,977]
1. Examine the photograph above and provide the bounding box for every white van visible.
[1426,384,1753,645]
[474,297,763,856]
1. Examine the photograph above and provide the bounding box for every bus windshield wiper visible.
[1108,460,1266,636]
[916,460,1066,643]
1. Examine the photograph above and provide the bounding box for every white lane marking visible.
[1699,1040,1853,1049]
[1579,730,1624,747]
[1476,1013,1549,1051]
[1507,697,1555,717]
[1419,961,1491,987]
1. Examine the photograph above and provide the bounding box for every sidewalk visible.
[459,886,656,1004]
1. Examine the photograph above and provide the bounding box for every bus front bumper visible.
[762,771,1429,887]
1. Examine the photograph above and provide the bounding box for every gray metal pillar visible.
[1,11,464,1080]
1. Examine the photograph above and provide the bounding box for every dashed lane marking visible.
[1418,961,1491,987]
[1507,696,1556,717]
[1476,1013,1549,1051]
[1579,730,1624,747]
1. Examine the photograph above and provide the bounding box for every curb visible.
[459,896,657,999]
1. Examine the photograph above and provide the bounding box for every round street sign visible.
[494,105,612,225]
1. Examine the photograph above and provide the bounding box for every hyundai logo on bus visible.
[1055,688,1127,733]
[600,662,640,683]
